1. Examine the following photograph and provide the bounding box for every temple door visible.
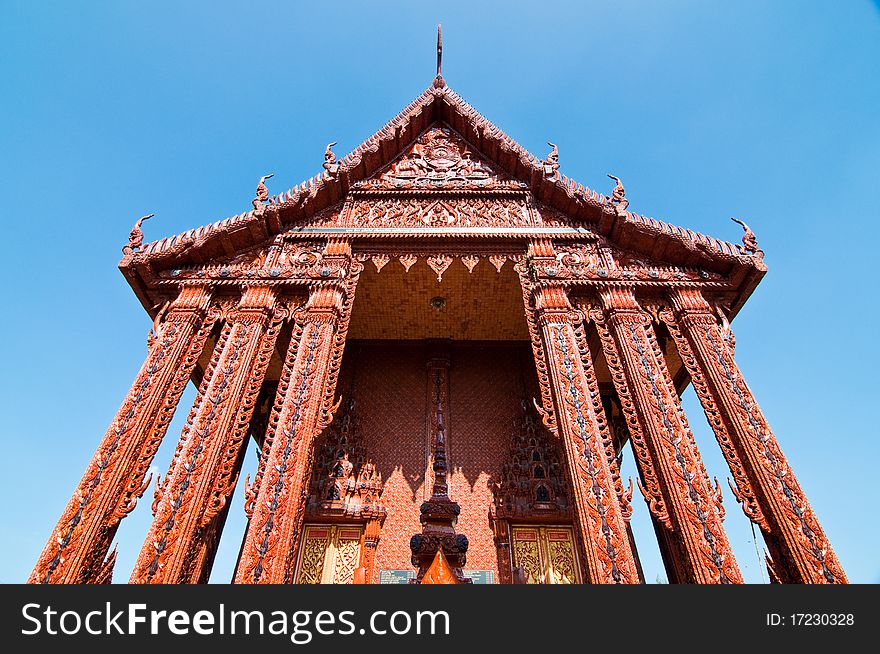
[295,525,364,584]
[511,526,580,584]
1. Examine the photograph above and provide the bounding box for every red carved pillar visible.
[235,242,359,584]
[130,285,286,584]
[353,519,382,584]
[663,288,846,583]
[490,514,513,585]
[29,285,214,584]
[518,242,640,583]
[591,287,742,584]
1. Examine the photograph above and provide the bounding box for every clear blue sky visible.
[1,1,877,584]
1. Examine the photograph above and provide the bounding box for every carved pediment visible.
[353,125,522,191]
[154,239,344,284]
[529,241,724,284]
[124,81,760,315]
[297,198,590,231]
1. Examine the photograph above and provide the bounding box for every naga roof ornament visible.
[252,173,274,212]
[731,217,763,258]
[122,213,154,255]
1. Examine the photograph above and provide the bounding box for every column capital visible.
[324,236,353,257]
[532,285,575,325]
[164,284,213,323]
[526,237,556,258]
[667,287,714,314]
[229,285,279,324]
[596,287,654,329]
[304,284,346,322]
[597,286,640,312]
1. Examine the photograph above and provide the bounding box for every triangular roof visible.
[120,75,765,315]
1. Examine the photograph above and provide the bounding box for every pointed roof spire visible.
[434,23,445,88]
[437,24,443,76]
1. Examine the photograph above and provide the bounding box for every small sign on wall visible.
[378,569,416,584]
[462,570,495,584]
[378,569,495,584]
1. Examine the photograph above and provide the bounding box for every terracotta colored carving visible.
[731,217,763,258]
[252,174,274,211]
[123,214,154,255]
[607,174,629,216]
[323,142,340,177]
[543,142,559,179]
[32,62,843,587]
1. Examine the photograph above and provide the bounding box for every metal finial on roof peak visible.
[433,24,446,88]
[437,24,443,77]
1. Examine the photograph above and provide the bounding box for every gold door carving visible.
[296,525,364,584]
[511,526,580,584]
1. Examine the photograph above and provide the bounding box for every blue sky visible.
[1,1,878,584]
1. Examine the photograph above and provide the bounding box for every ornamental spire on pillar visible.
[409,351,471,584]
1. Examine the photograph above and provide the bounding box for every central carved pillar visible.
[592,287,742,584]
[663,288,846,583]
[131,285,285,584]
[30,284,214,584]
[519,242,640,583]
[235,242,360,584]
[409,350,471,584]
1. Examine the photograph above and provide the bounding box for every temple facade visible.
[29,61,846,584]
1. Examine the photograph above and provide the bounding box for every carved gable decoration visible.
[354,125,521,191]
[298,199,589,231]
[154,236,352,285]
[529,239,724,284]
[306,399,386,521]
[156,245,272,281]
[492,402,572,522]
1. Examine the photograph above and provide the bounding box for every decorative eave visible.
[120,77,765,319]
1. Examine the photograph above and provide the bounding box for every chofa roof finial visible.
[607,174,629,217]
[542,142,560,179]
[731,217,763,258]
[252,173,274,212]
[123,213,154,255]
[323,141,339,177]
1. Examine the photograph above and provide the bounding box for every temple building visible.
[30,35,846,585]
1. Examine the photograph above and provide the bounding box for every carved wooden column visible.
[519,242,640,584]
[30,284,214,584]
[591,287,742,583]
[353,519,382,584]
[662,288,846,583]
[235,240,359,584]
[130,285,286,584]
[490,516,513,585]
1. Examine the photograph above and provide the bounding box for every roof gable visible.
[353,123,519,192]
[121,77,765,315]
